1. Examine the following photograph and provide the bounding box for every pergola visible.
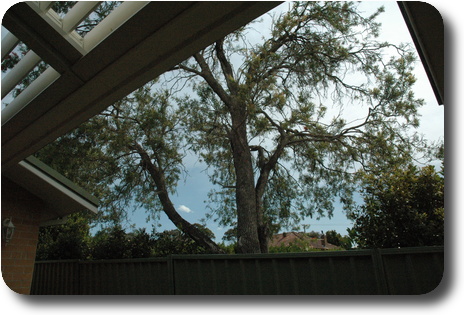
[1,1,280,293]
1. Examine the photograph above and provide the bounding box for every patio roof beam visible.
[2,2,85,72]
[82,1,149,52]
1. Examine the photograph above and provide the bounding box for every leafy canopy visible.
[175,1,431,233]
[349,163,444,248]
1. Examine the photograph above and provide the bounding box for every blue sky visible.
[111,1,444,242]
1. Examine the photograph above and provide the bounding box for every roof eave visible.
[398,1,444,105]
[2,156,99,224]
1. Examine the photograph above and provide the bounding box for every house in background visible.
[270,232,341,251]
[1,1,443,294]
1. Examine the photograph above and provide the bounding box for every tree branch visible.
[171,63,202,76]
[215,39,237,94]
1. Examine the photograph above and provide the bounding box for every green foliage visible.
[126,228,155,258]
[268,231,347,253]
[221,227,238,243]
[37,220,220,260]
[36,212,92,261]
[350,163,444,248]
[90,225,132,259]
[151,224,216,256]
[37,85,183,225]
[326,230,353,250]
[88,226,154,260]
[268,243,322,254]
[176,1,434,241]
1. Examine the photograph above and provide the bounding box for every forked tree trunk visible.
[188,50,262,253]
[254,137,288,253]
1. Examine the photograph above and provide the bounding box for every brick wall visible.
[2,177,42,294]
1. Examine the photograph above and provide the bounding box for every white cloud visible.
[177,205,192,213]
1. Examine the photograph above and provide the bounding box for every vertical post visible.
[77,260,82,295]
[167,255,176,294]
[372,249,389,294]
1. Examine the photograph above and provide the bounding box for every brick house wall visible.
[1,178,42,294]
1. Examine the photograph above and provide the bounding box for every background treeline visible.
[36,215,352,260]
[36,217,224,260]
[36,161,444,261]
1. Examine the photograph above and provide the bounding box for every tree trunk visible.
[190,51,261,253]
[157,187,223,254]
[253,136,288,253]
[256,198,270,253]
[229,105,261,254]
[255,167,272,253]
[131,143,224,254]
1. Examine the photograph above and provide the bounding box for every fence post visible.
[77,260,81,295]
[167,255,175,294]
[372,248,389,294]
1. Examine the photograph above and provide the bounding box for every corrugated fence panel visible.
[31,260,80,294]
[31,246,444,295]
[379,247,444,294]
[32,258,171,295]
[78,258,171,294]
[172,250,384,294]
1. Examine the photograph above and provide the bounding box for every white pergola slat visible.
[1,50,41,98]
[1,1,280,170]
[61,1,102,34]
[1,32,19,60]
[2,67,61,124]
[37,1,54,12]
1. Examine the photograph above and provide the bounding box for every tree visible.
[90,225,131,259]
[325,230,353,250]
[36,212,92,261]
[89,226,154,259]
[152,224,217,256]
[38,85,223,254]
[172,2,430,252]
[349,163,444,248]
[126,228,155,258]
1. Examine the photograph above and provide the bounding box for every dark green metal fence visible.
[31,246,444,295]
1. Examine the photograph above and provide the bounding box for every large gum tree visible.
[171,1,431,253]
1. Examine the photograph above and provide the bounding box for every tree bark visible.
[253,135,288,253]
[229,104,261,253]
[130,143,224,254]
